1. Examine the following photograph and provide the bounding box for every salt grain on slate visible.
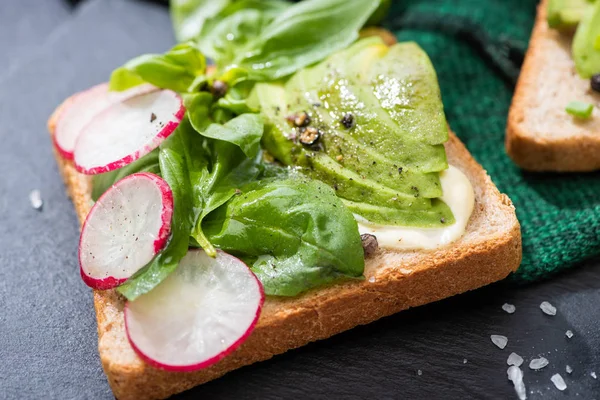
[529,357,549,370]
[551,373,567,391]
[491,335,508,349]
[565,330,574,339]
[502,303,516,314]
[566,365,573,374]
[463,359,467,364]
[507,366,527,400]
[29,189,43,210]
[417,369,422,376]
[540,301,557,316]
[507,352,524,367]
[591,372,597,379]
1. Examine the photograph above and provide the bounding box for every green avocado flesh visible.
[573,0,600,78]
[548,0,595,31]
[252,38,454,227]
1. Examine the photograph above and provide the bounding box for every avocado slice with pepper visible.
[253,38,453,227]
[573,0,600,78]
[548,0,595,32]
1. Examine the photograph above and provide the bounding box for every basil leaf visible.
[91,149,160,201]
[234,0,381,80]
[184,92,213,131]
[117,117,208,300]
[191,141,261,255]
[171,0,231,42]
[198,113,263,158]
[110,42,206,92]
[198,0,289,66]
[203,178,365,296]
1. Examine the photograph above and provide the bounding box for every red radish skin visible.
[79,172,173,290]
[54,83,157,160]
[73,90,185,175]
[124,250,265,372]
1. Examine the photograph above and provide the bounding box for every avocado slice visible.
[548,0,595,32]
[343,199,455,227]
[573,0,600,78]
[254,38,454,227]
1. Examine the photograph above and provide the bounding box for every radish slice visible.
[124,249,264,372]
[73,89,185,175]
[79,172,173,290]
[54,83,156,160]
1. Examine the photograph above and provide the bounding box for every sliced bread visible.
[49,98,522,400]
[507,0,600,172]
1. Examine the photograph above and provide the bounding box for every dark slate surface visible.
[0,1,599,399]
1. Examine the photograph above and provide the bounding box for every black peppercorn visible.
[592,74,600,93]
[299,127,321,146]
[341,113,355,129]
[287,111,311,127]
[210,80,228,98]
[360,234,378,258]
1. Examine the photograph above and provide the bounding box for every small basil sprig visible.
[170,0,231,42]
[197,0,289,64]
[110,42,206,92]
[190,141,262,257]
[203,178,365,296]
[194,0,383,80]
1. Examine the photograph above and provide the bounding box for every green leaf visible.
[91,149,160,201]
[198,0,289,66]
[170,0,231,42]
[196,113,264,158]
[191,141,262,256]
[183,92,214,131]
[117,117,208,300]
[234,0,381,80]
[203,178,365,296]
[109,42,206,92]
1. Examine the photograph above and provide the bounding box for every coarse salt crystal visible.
[368,276,376,283]
[566,365,573,374]
[417,369,422,376]
[591,372,597,379]
[565,330,573,339]
[502,303,516,314]
[529,357,549,370]
[540,301,557,316]
[507,352,524,367]
[463,359,467,364]
[551,373,567,391]
[399,268,412,275]
[29,190,43,210]
[491,335,508,349]
[507,366,527,400]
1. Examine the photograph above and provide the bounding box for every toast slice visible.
[506,0,600,172]
[49,98,521,400]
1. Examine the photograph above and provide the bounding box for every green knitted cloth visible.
[385,0,600,282]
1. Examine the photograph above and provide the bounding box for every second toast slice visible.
[507,0,600,172]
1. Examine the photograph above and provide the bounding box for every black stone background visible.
[0,1,599,399]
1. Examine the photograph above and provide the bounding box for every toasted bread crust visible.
[49,97,521,400]
[506,0,600,172]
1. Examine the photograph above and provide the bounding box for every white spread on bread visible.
[356,165,474,250]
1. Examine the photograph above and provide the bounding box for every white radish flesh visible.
[54,83,156,159]
[79,172,173,290]
[74,89,184,175]
[124,249,264,372]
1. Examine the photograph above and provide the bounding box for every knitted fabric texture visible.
[386,0,600,282]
